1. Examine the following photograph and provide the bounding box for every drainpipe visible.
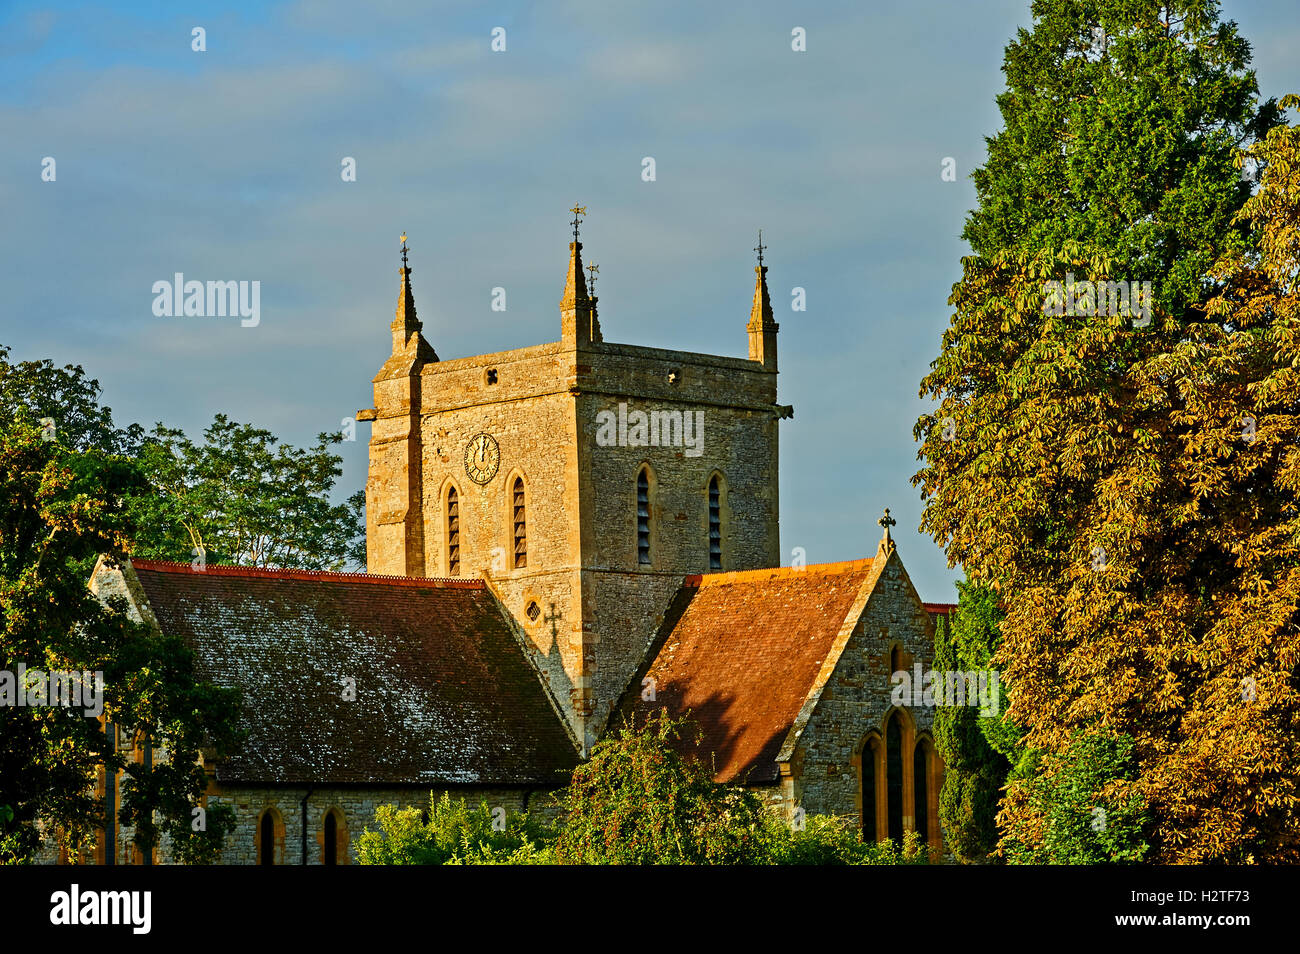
[300,785,314,866]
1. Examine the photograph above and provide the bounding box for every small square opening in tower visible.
[485,369,498,385]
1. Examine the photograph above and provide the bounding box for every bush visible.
[355,794,553,865]
[358,713,935,865]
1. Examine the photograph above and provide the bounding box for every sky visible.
[3,0,1300,600]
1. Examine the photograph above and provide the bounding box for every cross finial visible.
[400,232,409,268]
[754,229,767,267]
[569,203,587,242]
[587,262,599,294]
[878,508,897,547]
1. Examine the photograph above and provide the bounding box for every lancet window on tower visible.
[637,468,652,565]
[708,475,723,570]
[512,478,527,569]
[446,486,460,576]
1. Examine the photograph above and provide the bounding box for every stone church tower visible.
[358,217,790,752]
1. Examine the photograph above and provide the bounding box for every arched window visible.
[323,811,337,866]
[511,477,527,568]
[317,807,349,865]
[886,712,904,844]
[914,740,930,846]
[636,468,652,565]
[708,475,722,570]
[446,486,460,576]
[257,807,283,866]
[890,643,903,675]
[862,735,880,842]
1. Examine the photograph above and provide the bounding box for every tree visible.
[932,582,1016,862]
[129,414,365,571]
[915,1,1297,862]
[962,0,1271,310]
[916,111,1300,862]
[553,711,770,865]
[0,409,241,863]
[551,712,928,865]
[1001,729,1151,864]
[0,345,143,456]
[1,346,367,572]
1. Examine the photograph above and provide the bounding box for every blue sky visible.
[4,0,1299,599]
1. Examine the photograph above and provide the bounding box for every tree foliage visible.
[933,582,1017,862]
[129,415,365,570]
[357,714,929,865]
[1001,728,1151,864]
[553,711,771,865]
[0,409,240,863]
[962,0,1270,310]
[0,345,143,456]
[917,70,1300,859]
[355,794,554,865]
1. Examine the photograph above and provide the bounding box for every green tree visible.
[129,414,365,570]
[0,345,143,456]
[0,410,240,863]
[553,711,770,865]
[933,582,1017,862]
[1001,729,1150,864]
[962,0,1272,309]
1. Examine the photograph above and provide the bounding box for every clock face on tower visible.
[464,433,500,485]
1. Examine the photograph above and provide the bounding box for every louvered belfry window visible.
[512,477,527,569]
[708,476,722,570]
[637,469,651,565]
[447,486,460,576]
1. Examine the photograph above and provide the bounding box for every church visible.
[82,214,953,864]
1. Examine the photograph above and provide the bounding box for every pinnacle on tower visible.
[390,233,438,361]
[747,230,778,370]
[560,204,602,345]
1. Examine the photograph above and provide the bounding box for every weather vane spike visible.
[587,262,599,293]
[400,232,409,267]
[569,203,587,242]
[754,229,767,267]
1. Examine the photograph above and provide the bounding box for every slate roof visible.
[129,560,578,786]
[619,559,877,784]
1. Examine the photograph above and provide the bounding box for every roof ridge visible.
[128,558,484,589]
[683,556,875,588]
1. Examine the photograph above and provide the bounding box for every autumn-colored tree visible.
[915,99,1300,861]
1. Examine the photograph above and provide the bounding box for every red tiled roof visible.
[923,602,956,616]
[619,559,876,784]
[129,560,578,786]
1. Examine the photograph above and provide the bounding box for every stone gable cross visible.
[878,508,896,547]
